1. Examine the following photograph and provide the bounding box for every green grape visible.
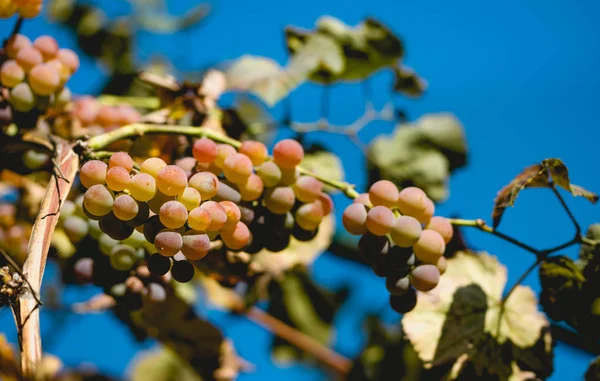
[147,283,167,303]
[156,165,188,196]
[221,221,250,250]
[23,149,50,170]
[154,229,183,257]
[140,157,167,178]
[5,34,31,59]
[279,166,298,186]
[200,201,227,231]
[83,184,114,217]
[214,144,236,168]
[98,233,119,255]
[390,215,422,247]
[342,203,367,235]
[159,200,188,229]
[147,253,171,276]
[129,173,157,202]
[113,194,138,221]
[181,231,211,260]
[315,192,333,216]
[143,215,166,244]
[412,229,446,264]
[189,171,219,200]
[53,87,71,108]
[74,258,94,284]
[295,202,323,231]
[397,186,428,219]
[219,201,241,230]
[223,153,253,184]
[256,161,281,187]
[58,200,75,223]
[215,181,241,203]
[264,186,295,214]
[9,82,36,112]
[109,244,138,271]
[109,152,134,172]
[192,137,218,163]
[410,264,440,292]
[33,35,58,60]
[293,176,323,203]
[386,275,410,295]
[239,140,268,166]
[109,283,127,298]
[239,174,263,201]
[389,288,417,313]
[188,206,211,231]
[369,180,399,208]
[125,201,150,227]
[273,139,304,168]
[171,260,195,283]
[179,187,201,211]
[106,166,130,192]
[425,216,453,244]
[16,47,42,72]
[147,190,175,214]
[0,60,25,87]
[99,213,134,240]
[87,219,102,239]
[62,215,89,243]
[79,160,107,189]
[56,48,80,73]
[29,63,60,96]
[365,206,395,236]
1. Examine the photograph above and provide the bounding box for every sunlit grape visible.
[239,140,268,166]
[425,216,453,244]
[264,186,295,214]
[214,144,236,168]
[106,166,130,192]
[436,256,447,275]
[223,153,253,184]
[0,60,25,87]
[181,231,211,260]
[295,202,323,231]
[354,193,371,206]
[113,194,139,221]
[29,63,60,96]
[390,215,422,247]
[15,47,43,72]
[141,157,167,178]
[33,35,59,60]
[154,229,183,257]
[189,171,219,200]
[129,173,157,202]
[56,48,80,73]
[180,187,201,211]
[412,229,446,264]
[221,221,250,250]
[365,206,395,236]
[273,139,304,168]
[256,161,281,187]
[8,82,36,112]
[5,34,31,58]
[109,152,134,172]
[410,265,440,292]
[342,203,367,235]
[215,181,241,203]
[239,174,264,201]
[159,200,188,229]
[156,165,188,196]
[293,176,323,203]
[188,206,211,231]
[200,201,227,231]
[83,184,114,217]
[369,180,399,208]
[62,215,89,243]
[192,137,218,163]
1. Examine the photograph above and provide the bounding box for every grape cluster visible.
[0,202,32,263]
[71,96,141,137]
[0,0,42,19]
[342,180,453,313]
[1,34,78,112]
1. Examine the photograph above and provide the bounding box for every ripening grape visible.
[125,201,150,227]
[256,161,282,187]
[156,165,188,196]
[106,166,130,192]
[264,186,295,214]
[369,180,399,208]
[20,4,43,18]
[74,258,94,284]
[292,224,319,241]
[113,194,138,221]
[140,157,167,178]
[62,215,89,243]
[98,233,119,255]
[83,185,114,217]
[365,206,395,236]
[239,140,268,166]
[79,160,107,189]
[215,144,236,168]
[389,288,417,313]
[23,149,49,170]
[200,201,227,231]
[46,59,70,86]
[188,206,211,231]
[109,152,134,172]
[397,187,428,220]
[386,275,410,295]
[295,202,323,231]
[223,153,253,184]
[192,138,218,163]
[147,190,175,214]
[239,174,264,201]
[390,215,422,247]
[279,166,298,186]
[316,193,333,216]
[221,221,250,250]
[109,245,138,271]
[147,253,171,276]
[293,176,323,203]
[0,60,25,87]
[219,201,241,230]
[181,231,211,260]
[179,187,201,211]
[5,35,31,58]
[436,256,447,275]
[175,157,196,177]
[189,172,219,200]
[215,181,241,203]
[95,105,120,126]
[342,203,368,235]
[159,200,188,229]
[15,47,43,72]
[171,260,195,283]
[154,229,183,257]
[410,265,440,292]
[412,229,446,264]
[425,216,453,244]
[33,35,59,60]
[9,82,36,112]
[147,283,167,303]
[354,193,371,206]
[29,63,60,96]
[273,139,304,168]
[56,48,80,73]
[129,173,157,202]
[143,215,165,244]
[99,213,134,240]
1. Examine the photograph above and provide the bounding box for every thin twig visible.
[449,218,539,254]
[550,184,581,235]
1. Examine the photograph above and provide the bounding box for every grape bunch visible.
[342,180,453,313]
[0,202,32,263]
[0,0,42,19]
[1,34,78,113]
[70,96,141,138]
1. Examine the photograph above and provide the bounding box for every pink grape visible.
[181,231,211,260]
[113,194,139,221]
[159,200,188,229]
[129,173,157,202]
[390,215,422,247]
[189,172,219,200]
[180,187,201,211]
[192,138,218,163]
[5,34,31,58]
[223,153,253,184]
[256,161,282,187]
[369,180,399,208]
[436,256,447,275]
[295,202,324,231]
[79,160,107,189]
[239,174,264,201]
[419,198,435,225]
[426,216,453,244]
[0,60,25,87]
[273,139,304,168]
[95,105,120,127]
[147,190,175,214]
[220,221,250,250]
[188,207,211,231]
[397,187,428,220]
[116,105,140,125]
[219,201,241,230]
[56,48,80,73]
[73,96,99,125]
[83,185,114,217]
[239,140,268,166]
[413,229,446,264]
[264,186,295,214]
[365,206,395,236]
[200,201,227,231]
[154,229,183,257]
[175,157,197,177]
[342,203,367,235]
[15,47,42,72]
[109,152,134,172]
[293,176,323,203]
[410,265,440,292]
[214,144,236,168]
[141,157,167,178]
[156,165,188,196]
[315,193,333,216]
[33,35,58,60]
[105,166,130,192]
[28,63,60,96]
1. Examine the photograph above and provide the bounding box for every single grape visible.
[386,275,411,295]
[179,187,201,211]
[140,157,167,178]
[369,180,399,208]
[23,149,50,170]
[8,82,36,112]
[46,58,70,86]
[83,184,114,217]
[215,181,242,203]
[342,203,368,235]
[0,60,25,87]
[239,174,264,201]
[147,253,171,276]
[129,173,157,202]
[390,215,422,247]
[366,206,395,236]
[74,258,94,284]
[5,34,31,58]
[171,260,195,283]
[79,160,107,189]
[98,233,119,255]
[293,176,323,203]
[188,206,211,231]
[99,213,134,240]
[156,165,188,196]
[315,192,333,216]
[265,232,291,252]
[358,232,390,263]
[154,229,183,257]
[192,137,218,163]
[219,201,241,230]
[425,216,453,244]
[354,193,371,206]
[143,215,166,244]
[15,47,43,72]
[200,201,227,231]
[29,63,60,96]
[436,256,447,275]
[397,186,428,218]
[214,144,237,168]
[181,231,211,260]
[410,265,440,292]
[273,139,304,168]
[105,166,130,192]
[33,35,58,60]
[295,202,323,231]
[221,221,250,250]
[418,197,435,225]
[189,171,219,200]
[109,152,134,172]
[95,105,120,126]
[412,229,446,264]
[109,283,127,298]
[125,201,150,227]
[116,104,140,125]
[159,200,188,229]
[62,215,89,243]
[109,245,138,271]
[147,283,167,303]
[56,48,80,73]
[223,153,253,184]
[264,186,295,214]
[147,190,175,214]
[256,161,282,187]
[239,140,268,166]
[53,86,71,108]
[389,288,417,313]
[279,166,298,186]
[113,194,138,221]
[292,224,318,241]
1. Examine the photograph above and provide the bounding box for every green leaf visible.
[301,150,345,193]
[538,256,585,325]
[393,66,427,97]
[130,346,203,381]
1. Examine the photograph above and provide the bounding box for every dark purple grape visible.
[125,201,150,227]
[389,288,417,313]
[265,232,290,252]
[99,213,134,240]
[147,253,171,276]
[171,260,194,283]
[292,224,318,242]
[358,232,390,263]
[143,215,166,244]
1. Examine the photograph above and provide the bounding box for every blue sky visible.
[1,1,599,380]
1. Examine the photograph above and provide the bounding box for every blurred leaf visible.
[132,3,211,34]
[301,150,345,193]
[130,346,203,381]
[403,251,551,380]
[539,256,585,325]
[586,356,600,381]
[579,223,600,273]
[541,158,598,203]
[393,66,427,97]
